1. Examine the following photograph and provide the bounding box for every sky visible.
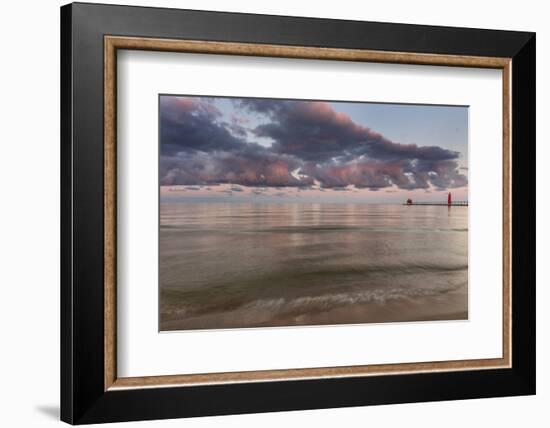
[159,95,468,204]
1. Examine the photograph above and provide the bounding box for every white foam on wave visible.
[241,281,466,314]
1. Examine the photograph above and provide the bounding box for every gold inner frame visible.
[104,35,512,391]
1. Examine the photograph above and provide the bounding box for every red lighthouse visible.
[447,192,452,206]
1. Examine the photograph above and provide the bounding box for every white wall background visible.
[0,0,545,426]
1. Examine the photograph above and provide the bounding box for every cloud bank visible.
[160,96,467,191]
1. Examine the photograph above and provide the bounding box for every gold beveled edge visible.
[111,357,507,390]
[502,62,512,367]
[105,35,511,68]
[104,35,513,391]
[104,37,117,390]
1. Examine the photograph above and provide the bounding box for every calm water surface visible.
[160,203,468,330]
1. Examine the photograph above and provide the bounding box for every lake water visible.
[159,203,468,331]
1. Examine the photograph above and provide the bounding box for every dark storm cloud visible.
[160,97,243,155]
[160,96,467,191]
[238,99,460,163]
[160,150,308,188]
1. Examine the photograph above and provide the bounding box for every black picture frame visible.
[61,2,535,424]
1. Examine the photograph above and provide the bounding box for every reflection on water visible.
[160,203,468,331]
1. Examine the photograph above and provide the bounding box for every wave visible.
[240,282,466,314]
[161,265,467,319]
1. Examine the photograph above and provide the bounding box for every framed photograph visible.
[60,2,535,424]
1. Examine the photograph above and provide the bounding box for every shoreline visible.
[160,289,468,332]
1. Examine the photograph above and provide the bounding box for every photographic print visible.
[159,95,469,331]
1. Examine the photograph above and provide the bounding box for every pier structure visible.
[404,192,468,207]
